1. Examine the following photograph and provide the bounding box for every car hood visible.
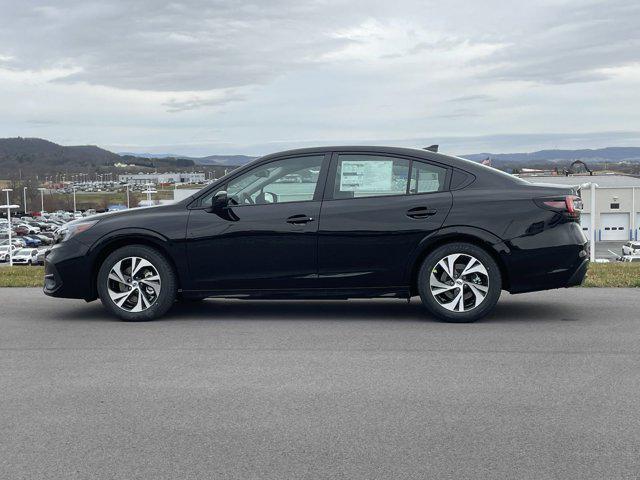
[69,204,170,227]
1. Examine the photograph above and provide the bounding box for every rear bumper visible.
[504,221,590,294]
[566,257,589,287]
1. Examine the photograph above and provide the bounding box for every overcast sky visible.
[0,0,639,156]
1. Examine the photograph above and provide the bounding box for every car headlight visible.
[55,220,98,243]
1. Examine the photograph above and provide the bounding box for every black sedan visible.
[44,146,588,322]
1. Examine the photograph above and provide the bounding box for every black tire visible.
[97,245,177,321]
[417,242,502,323]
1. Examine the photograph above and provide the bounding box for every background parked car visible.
[1,237,26,248]
[35,234,53,245]
[12,238,26,247]
[19,223,40,234]
[0,244,19,262]
[622,241,640,256]
[12,248,39,265]
[14,225,30,236]
[22,236,42,247]
[35,249,48,265]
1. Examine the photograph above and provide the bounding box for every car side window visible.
[409,161,447,194]
[202,155,324,206]
[333,155,410,199]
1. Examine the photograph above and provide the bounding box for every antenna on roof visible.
[423,145,439,152]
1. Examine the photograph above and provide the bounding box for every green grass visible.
[582,263,640,288]
[0,266,45,287]
[1,263,638,288]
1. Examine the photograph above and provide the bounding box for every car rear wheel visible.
[97,245,177,321]
[417,242,502,323]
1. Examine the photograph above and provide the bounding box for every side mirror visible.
[207,190,238,222]
[211,190,228,211]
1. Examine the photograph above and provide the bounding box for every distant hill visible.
[118,152,256,167]
[0,137,195,175]
[3,138,640,178]
[192,155,256,166]
[0,137,121,166]
[462,147,640,164]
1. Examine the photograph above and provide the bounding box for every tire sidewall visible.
[97,245,177,321]
[418,242,502,323]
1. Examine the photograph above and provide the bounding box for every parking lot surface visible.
[1,288,639,479]
[595,241,626,259]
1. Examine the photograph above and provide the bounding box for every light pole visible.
[1,189,20,266]
[38,188,46,214]
[125,184,130,209]
[73,185,77,213]
[23,186,27,214]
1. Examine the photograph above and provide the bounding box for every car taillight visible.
[536,195,582,216]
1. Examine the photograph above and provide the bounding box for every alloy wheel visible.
[106,256,161,312]
[429,253,489,312]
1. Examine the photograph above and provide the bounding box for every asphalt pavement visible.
[595,241,625,259]
[1,287,639,479]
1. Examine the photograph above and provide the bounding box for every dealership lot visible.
[1,288,639,479]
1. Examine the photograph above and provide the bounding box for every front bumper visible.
[43,239,95,300]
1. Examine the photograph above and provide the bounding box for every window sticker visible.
[339,160,393,192]
[415,172,440,192]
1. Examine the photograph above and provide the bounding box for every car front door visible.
[317,152,453,289]
[186,153,329,291]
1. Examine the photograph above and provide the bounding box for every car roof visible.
[259,145,468,166]
[256,145,523,183]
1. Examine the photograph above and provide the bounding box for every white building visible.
[523,174,640,241]
[119,172,206,185]
[173,188,202,202]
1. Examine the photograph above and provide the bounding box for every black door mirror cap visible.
[205,190,229,213]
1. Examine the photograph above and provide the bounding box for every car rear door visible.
[317,152,453,289]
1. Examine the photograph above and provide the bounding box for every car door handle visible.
[286,214,315,225]
[406,206,437,219]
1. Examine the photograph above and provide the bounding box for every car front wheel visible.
[97,245,177,321]
[417,242,502,323]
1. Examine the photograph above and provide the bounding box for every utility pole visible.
[142,183,157,206]
[38,187,46,213]
[23,187,27,214]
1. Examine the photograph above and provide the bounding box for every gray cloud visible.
[447,95,496,103]
[110,130,640,157]
[435,109,483,119]
[1,0,638,92]
[1,0,639,154]
[0,0,360,91]
[476,0,640,84]
[162,92,246,112]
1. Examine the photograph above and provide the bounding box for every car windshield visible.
[16,249,32,255]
